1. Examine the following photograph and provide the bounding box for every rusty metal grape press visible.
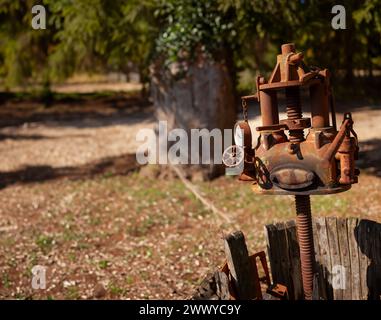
[229,43,359,300]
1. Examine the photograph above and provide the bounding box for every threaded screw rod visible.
[295,195,315,300]
[286,87,305,143]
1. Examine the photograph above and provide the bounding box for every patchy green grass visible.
[64,286,80,300]
[35,235,55,253]
[2,272,11,289]
[0,169,379,300]
[98,260,109,270]
[108,282,127,296]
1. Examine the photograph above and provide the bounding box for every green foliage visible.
[46,0,106,79]
[353,0,381,68]
[0,0,160,88]
[98,260,109,269]
[155,0,238,65]
[0,0,53,87]
[0,0,380,92]
[35,234,55,252]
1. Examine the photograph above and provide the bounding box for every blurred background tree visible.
[46,0,159,97]
[150,0,240,178]
[0,0,54,91]
[0,0,380,104]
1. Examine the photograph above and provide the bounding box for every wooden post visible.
[326,217,342,300]
[265,221,303,300]
[347,218,360,300]
[223,231,257,299]
[314,217,332,300]
[265,217,381,300]
[193,217,381,300]
[214,271,230,300]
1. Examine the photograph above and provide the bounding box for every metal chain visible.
[242,98,248,122]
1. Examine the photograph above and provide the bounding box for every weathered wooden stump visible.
[223,231,258,299]
[191,231,287,300]
[265,217,381,300]
[191,231,257,300]
[192,217,381,300]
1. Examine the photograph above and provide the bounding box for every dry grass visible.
[0,166,379,300]
[0,95,379,299]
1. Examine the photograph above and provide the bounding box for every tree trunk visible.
[150,55,236,180]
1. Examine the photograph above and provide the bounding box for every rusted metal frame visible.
[323,116,352,162]
[232,43,360,300]
[220,249,285,300]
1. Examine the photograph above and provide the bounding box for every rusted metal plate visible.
[238,43,359,196]
[252,183,350,196]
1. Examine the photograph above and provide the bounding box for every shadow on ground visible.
[0,94,153,129]
[0,133,55,141]
[358,138,381,177]
[0,153,139,188]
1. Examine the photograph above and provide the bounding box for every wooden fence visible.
[265,217,381,300]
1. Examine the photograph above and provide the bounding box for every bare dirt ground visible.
[0,94,153,172]
[0,94,380,299]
